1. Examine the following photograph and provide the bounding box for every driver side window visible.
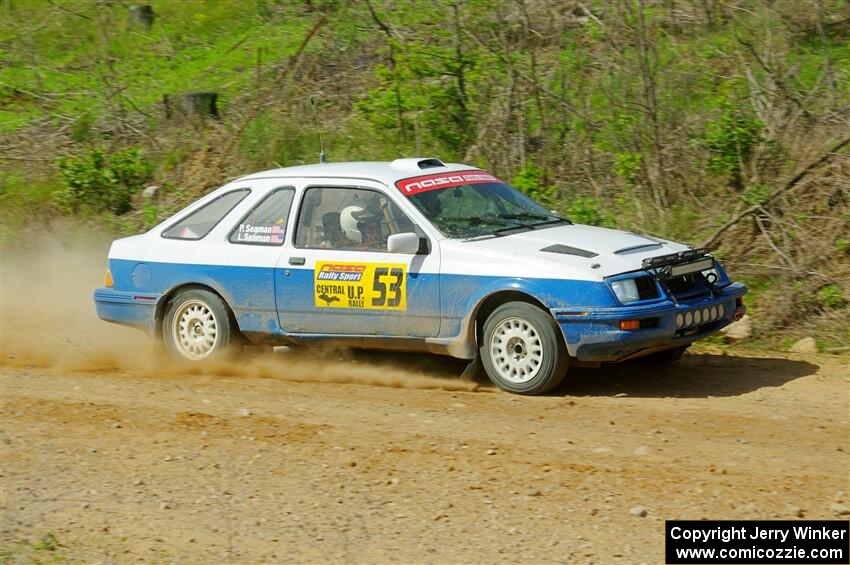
[295,187,419,252]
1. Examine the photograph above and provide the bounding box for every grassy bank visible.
[1,0,848,351]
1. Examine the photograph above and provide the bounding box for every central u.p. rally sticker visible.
[314,262,406,310]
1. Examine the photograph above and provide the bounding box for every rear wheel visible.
[480,302,568,395]
[162,289,240,361]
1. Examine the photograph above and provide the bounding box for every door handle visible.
[288,257,306,266]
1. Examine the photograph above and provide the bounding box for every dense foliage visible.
[1,0,848,350]
[57,147,152,214]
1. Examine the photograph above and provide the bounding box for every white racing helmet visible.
[340,205,364,242]
[340,202,383,243]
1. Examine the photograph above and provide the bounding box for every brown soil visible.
[1,347,848,564]
[1,237,848,563]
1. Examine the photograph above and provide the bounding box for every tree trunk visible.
[163,92,219,120]
[635,0,667,208]
[129,5,154,30]
[365,0,407,144]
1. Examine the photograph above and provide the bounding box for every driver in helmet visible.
[340,201,386,251]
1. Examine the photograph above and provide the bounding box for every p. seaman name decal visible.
[232,223,284,244]
[395,171,501,195]
[314,262,406,310]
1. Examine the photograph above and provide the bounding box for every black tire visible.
[479,302,569,395]
[633,345,688,365]
[162,288,241,362]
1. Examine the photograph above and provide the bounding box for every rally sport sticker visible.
[314,262,406,310]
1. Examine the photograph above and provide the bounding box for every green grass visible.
[0,168,58,244]
[0,0,313,132]
[0,532,68,564]
[0,0,846,351]
[0,169,56,206]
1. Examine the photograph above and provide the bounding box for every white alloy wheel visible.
[171,299,219,360]
[489,316,544,384]
[479,301,568,395]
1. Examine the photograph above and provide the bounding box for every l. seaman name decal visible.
[314,262,406,310]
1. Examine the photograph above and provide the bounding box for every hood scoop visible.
[540,244,598,258]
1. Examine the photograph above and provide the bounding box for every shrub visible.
[702,99,763,182]
[818,285,846,309]
[612,151,641,185]
[109,147,153,189]
[511,163,555,207]
[743,183,771,206]
[141,202,160,229]
[567,197,614,227]
[56,147,152,214]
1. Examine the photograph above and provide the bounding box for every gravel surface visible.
[1,348,848,563]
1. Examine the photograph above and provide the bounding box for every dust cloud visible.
[0,232,479,392]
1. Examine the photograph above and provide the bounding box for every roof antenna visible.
[309,95,327,164]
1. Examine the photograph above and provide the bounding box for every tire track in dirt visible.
[2,236,848,562]
[2,352,847,563]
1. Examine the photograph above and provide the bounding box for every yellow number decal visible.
[314,262,407,310]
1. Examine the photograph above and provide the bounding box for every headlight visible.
[611,279,640,303]
[702,267,720,285]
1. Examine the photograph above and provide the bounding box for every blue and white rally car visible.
[95,158,746,394]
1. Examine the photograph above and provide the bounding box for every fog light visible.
[694,309,702,324]
[718,303,725,317]
[676,313,684,328]
[702,308,710,321]
[710,306,717,320]
[619,320,640,331]
[685,312,693,326]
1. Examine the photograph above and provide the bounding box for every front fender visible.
[431,274,615,359]
[459,275,616,320]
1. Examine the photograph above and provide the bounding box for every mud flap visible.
[460,357,485,381]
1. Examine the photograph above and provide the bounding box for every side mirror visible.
[387,232,420,254]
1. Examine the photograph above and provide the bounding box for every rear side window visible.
[162,189,250,240]
[229,188,294,246]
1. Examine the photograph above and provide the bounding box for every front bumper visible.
[93,288,161,332]
[554,282,746,362]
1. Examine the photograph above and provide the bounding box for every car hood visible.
[448,223,692,279]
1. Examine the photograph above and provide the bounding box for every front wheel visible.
[479,302,569,395]
[162,288,240,362]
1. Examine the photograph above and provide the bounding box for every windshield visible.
[396,171,565,238]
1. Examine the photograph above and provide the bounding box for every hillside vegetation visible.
[1,0,848,350]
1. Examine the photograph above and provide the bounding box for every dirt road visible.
[1,346,848,564]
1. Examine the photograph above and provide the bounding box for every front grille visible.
[665,273,710,299]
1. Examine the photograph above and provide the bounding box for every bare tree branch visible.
[702,136,850,248]
[45,0,92,21]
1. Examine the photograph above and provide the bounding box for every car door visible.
[275,182,440,337]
